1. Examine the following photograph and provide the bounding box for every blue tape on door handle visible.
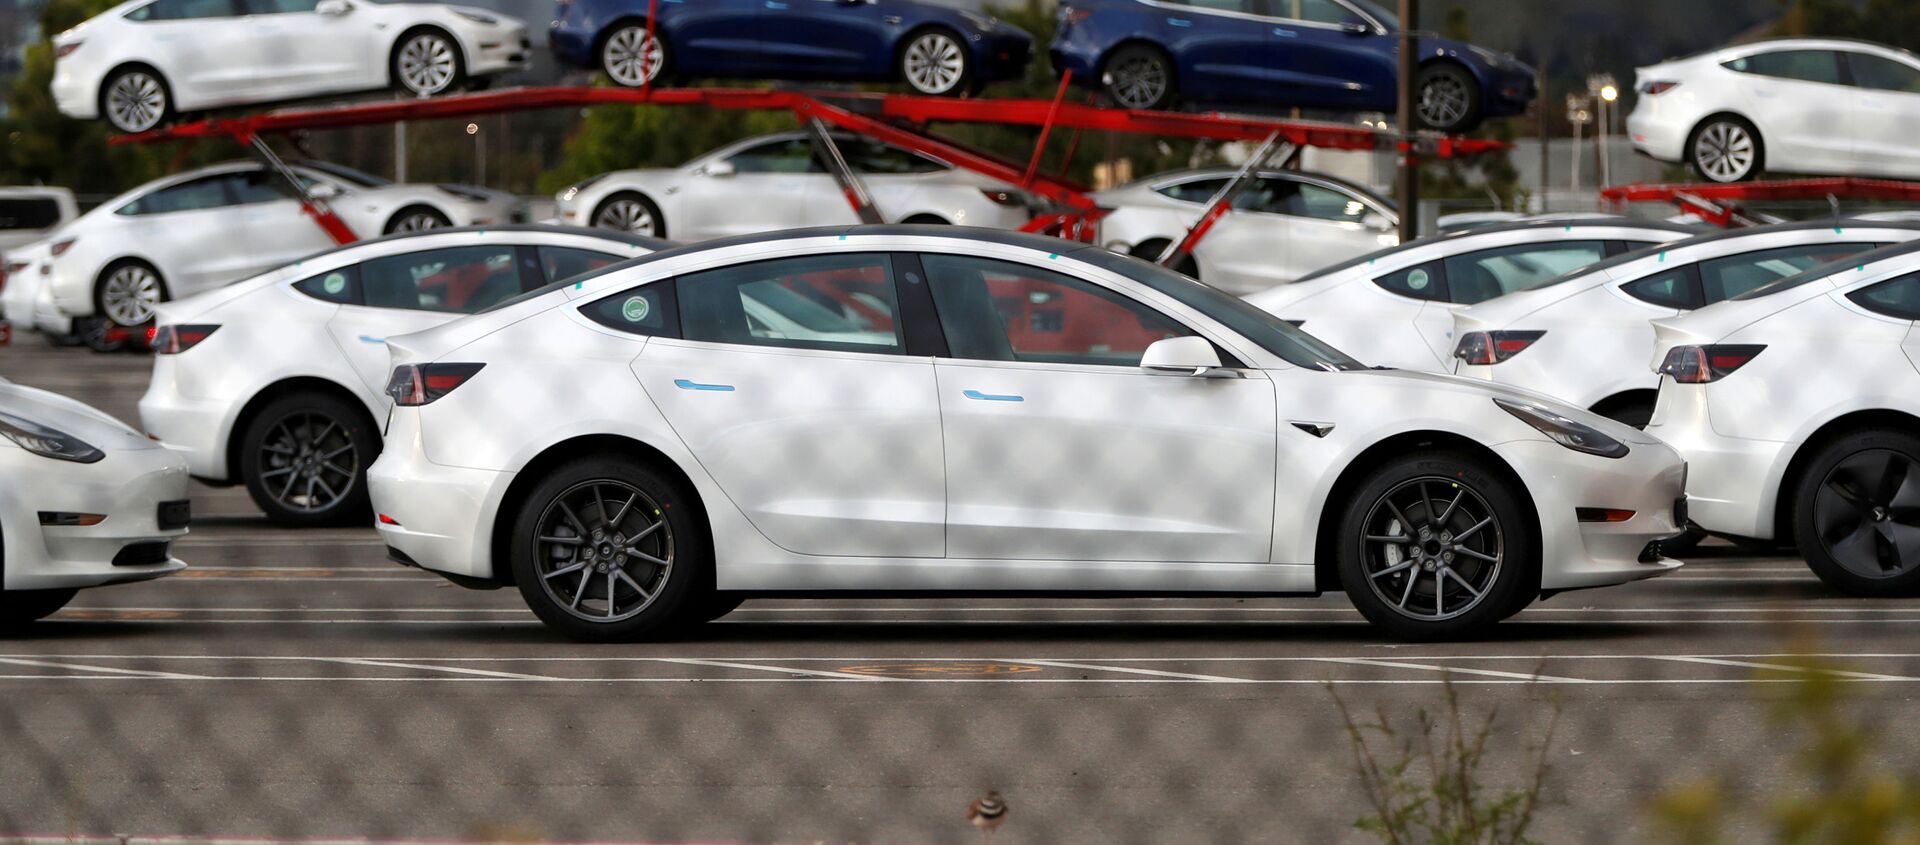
[675,379,735,392]
[963,389,1024,402]
[358,335,385,344]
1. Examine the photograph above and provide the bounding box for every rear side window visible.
[128,0,236,20]
[678,253,903,353]
[1847,53,1920,93]
[0,198,62,231]
[842,140,945,175]
[538,246,622,284]
[1155,178,1229,204]
[1723,50,1843,85]
[1849,272,1920,320]
[1698,242,1880,304]
[1374,260,1445,301]
[1443,241,1609,304]
[292,266,360,304]
[360,246,526,313]
[1620,267,1698,309]
[583,282,678,337]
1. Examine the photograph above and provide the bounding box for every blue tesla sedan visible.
[550,0,1034,96]
[1050,0,1536,132]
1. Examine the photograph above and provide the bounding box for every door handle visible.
[675,379,735,392]
[1272,27,1297,37]
[963,389,1023,402]
[765,0,787,7]
[1167,17,1192,27]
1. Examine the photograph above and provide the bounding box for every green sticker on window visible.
[1407,268,1431,291]
[621,296,650,322]
[322,273,348,295]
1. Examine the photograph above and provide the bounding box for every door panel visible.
[1727,50,1852,169]
[242,0,379,95]
[1164,1,1276,99]
[677,138,844,239]
[662,0,770,76]
[753,0,890,78]
[1266,0,1396,109]
[1844,52,1920,176]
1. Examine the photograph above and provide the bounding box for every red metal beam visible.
[1601,177,1920,205]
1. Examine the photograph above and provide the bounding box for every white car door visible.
[124,0,262,103]
[920,252,1279,563]
[235,0,377,96]
[317,244,541,394]
[113,173,259,298]
[675,137,844,240]
[629,252,947,558]
[1727,48,1853,172]
[1283,181,1396,282]
[226,168,342,280]
[1842,51,1920,178]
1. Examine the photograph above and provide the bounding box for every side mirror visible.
[1361,211,1393,231]
[316,0,353,15]
[702,160,737,179]
[1141,336,1236,378]
[1338,20,1371,35]
[306,181,343,200]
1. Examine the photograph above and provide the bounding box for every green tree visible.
[1419,6,1523,209]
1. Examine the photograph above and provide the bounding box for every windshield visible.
[298,161,392,188]
[1074,248,1365,371]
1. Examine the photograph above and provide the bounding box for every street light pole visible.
[1395,0,1419,243]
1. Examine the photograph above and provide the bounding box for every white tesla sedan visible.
[51,0,527,134]
[1,377,189,625]
[1092,168,1399,295]
[1647,241,1920,595]
[40,160,520,337]
[554,132,1034,241]
[1454,222,1920,426]
[139,225,665,527]
[368,226,1687,642]
[1244,220,1696,371]
[1628,38,1920,183]
[1,240,53,328]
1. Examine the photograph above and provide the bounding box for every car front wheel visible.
[1337,452,1536,639]
[1794,429,1920,597]
[393,29,464,96]
[899,28,970,96]
[592,192,665,237]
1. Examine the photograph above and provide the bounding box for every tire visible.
[100,66,171,134]
[238,392,378,528]
[1689,115,1763,183]
[898,28,970,96]
[695,593,746,624]
[94,260,167,329]
[0,589,77,628]
[1413,63,1481,133]
[1336,452,1537,640]
[1792,428,1920,597]
[1101,44,1175,111]
[392,28,464,97]
[508,455,705,642]
[600,22,666,88]
[591,192,666,237]
[384,206,452,234]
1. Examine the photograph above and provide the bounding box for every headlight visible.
[0,410,104,463]
[1493,398,1628,459]
[453,9,498,24]
[561,174,608,202]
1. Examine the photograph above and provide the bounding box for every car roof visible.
[1293,218,1699,283]
[291,225,672,266]
[1137,167,1398,209]
[1733,237,1920,301]
[1530,219,1920,289]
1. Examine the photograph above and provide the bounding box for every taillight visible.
[1637,80,1679,96]
[151,324,219,354]
[1454,331,1545,365]
[1658,345,1764,383]
[980,189,1024,207]
[385,363,485,406]
[49,238,76,258]
[54,40,81,59]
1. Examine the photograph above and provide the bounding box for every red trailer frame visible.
[1601,177,1920,228]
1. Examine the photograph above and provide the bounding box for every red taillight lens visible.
[1454,330,1545,366]
[54,40,81,59]
[151,324,219,354]
[386,363,485,406]
[980,189,1024,207]
[1638,80,1679,96]
[1658,344,1764,383]
[49,238,76,258]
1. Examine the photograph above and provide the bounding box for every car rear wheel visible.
[0,589,77,627]
[384,206,451,234]
[1689,116,1762,183]
[592,192,665,237]
[393,29,464,97]
[1337,452,1536,640]
[601,23,666,88]
[1794,429,1920,597]
[239,393,377,527]
[94,260,166,328]
[509,455,704,642]
[1414,63,1481,132]
[899,28,970,96]
[1102,44,1174,111]
[101,67,171,134]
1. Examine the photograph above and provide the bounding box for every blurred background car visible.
[0,241,54,329]
[139,225,666,526]
[40,160,522,337]
[1628,37,1920,183]
[549,0,1032,96]
[1094,167,1398,294]
[556,131,1035,240]
[0,187,77,254]
[50,0,528,133]
[1049,0,1536,131]
[1245,219,1695,370]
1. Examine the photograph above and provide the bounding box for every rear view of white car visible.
[51,0,528,133]
[1245,220,1695,371]
[1628,38,1920,182]
[1647,241,1920,595]
[1,377,189,625]
[555,131,1034,241]
[1093,168,1399,295]
[0,187,78,253]
[139,225,665,526]
[1454,222,1920,426]
[41,160,520,338]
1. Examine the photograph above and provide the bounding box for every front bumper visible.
[470,30,531,76]
[1493,438,1687,591]
[0,446,190,591]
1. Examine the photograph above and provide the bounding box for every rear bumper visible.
[973,31,1033,82]
[367,412,507,582]
[137,371,238,482]
[1626,106,1689,163]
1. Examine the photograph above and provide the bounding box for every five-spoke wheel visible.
[1796,430,1920,596]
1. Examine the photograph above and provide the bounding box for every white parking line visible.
[1306,657,1586,683]
[0,657,209,680]
[1004,659,1259,683]
[1647,655,1919,681]
[312,658,561,681]
[652,657,901,681]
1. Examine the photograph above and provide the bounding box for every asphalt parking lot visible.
[4,340,1918,844]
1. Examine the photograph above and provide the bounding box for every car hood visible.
[1345,366,1662,445]
[0,380,155,452]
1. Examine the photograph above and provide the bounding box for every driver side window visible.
[726,139,825,174]
[922,253,1192,367]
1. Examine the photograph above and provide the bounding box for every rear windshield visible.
[0,198,63,231]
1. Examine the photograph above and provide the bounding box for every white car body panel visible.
[1453,223,1920,413]
[1,240,54,326]
[0,378,189,591]
[1244,222,1695,371]
[367,228,1686,607]
[50,0,525,121]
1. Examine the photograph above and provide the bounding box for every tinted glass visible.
[1444,241,1609,303]
[133,0,236,20]
[119,176,232,215]
[1375,260,1445,301]
[1295,183,1376,223]
[725,139,823,174]
[678,254,901,352]
[360,246,526,313]
[292,266,360,305]
[1848,53,1920,93]
[1155,178,1229,204]
[231,169,299,205]
[245,0,317,12]
[1234,177,1300,214]
[1699,242,1879,303]
[538,246,622,284]
[297,161,390,187]
[842,140,945,175]
[1179,0,1262,13]
[0,198,62,231]
[1620,267,1695,309]
[1724,50,1843,84]
[924,254,1190,367]
[583,283,675,337]
[1282,0,1358,24]
[1848,272,1920,320]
